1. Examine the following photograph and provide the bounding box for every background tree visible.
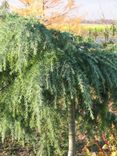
[0,0,9,13]
[9,0,77,25]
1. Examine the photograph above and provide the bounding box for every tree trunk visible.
[68,102,76,156]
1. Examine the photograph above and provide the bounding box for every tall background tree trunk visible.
[68,102,76,156]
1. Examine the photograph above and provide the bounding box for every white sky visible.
[77,0,117,20]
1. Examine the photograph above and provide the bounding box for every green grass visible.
[81,24,111,31]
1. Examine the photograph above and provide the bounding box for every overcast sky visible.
[77,0,117,20]
[1,0,117,20]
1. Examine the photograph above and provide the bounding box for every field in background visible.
[49,23,116,35]
[49,23,117,44]
[81,24,111,30]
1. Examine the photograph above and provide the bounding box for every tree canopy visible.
[10,0,77,24]
[0,13,117,155]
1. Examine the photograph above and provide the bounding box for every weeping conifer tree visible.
[0,13,117,156]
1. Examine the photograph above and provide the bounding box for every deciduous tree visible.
[10,0,78,25]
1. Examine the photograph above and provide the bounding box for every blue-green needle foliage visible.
[0,13,117,155]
